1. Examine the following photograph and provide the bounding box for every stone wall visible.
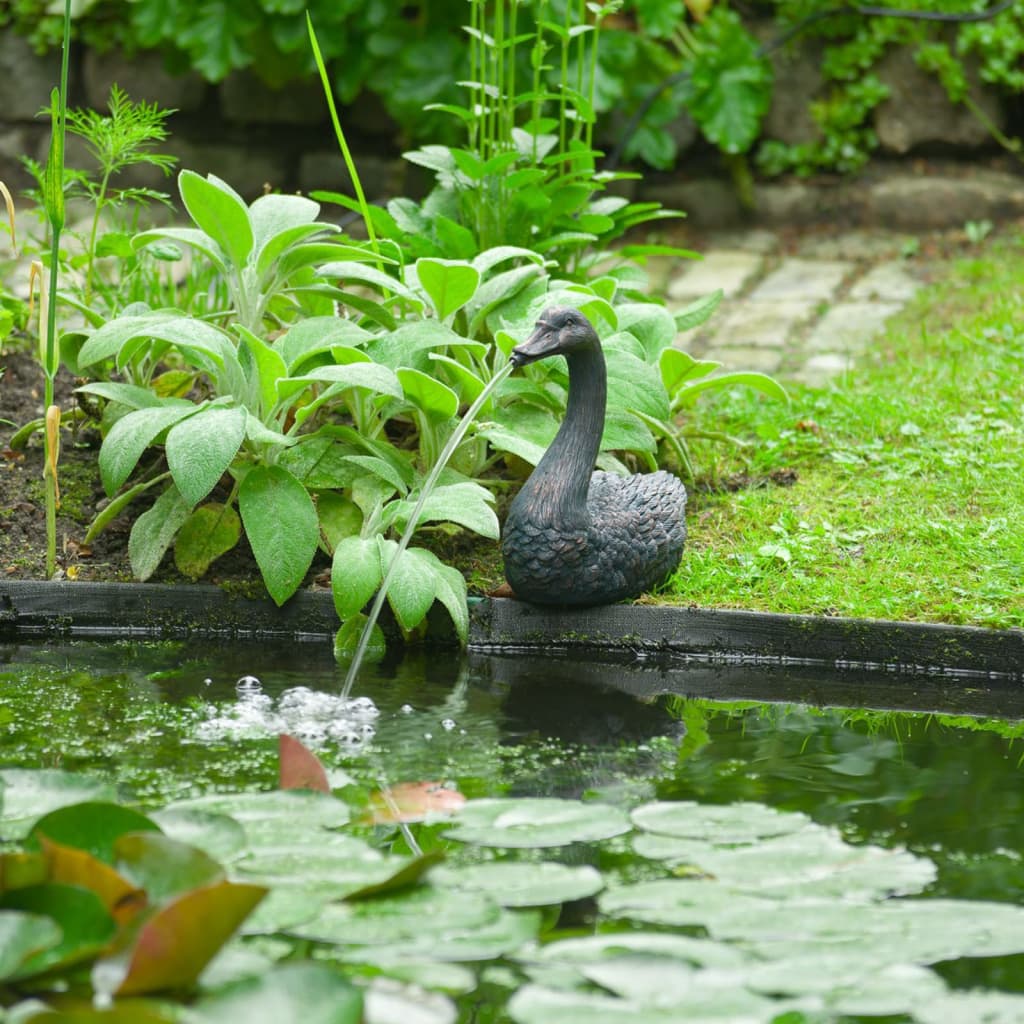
[1,33,1022,230]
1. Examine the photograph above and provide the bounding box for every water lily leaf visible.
[174,502,242,579]
[0,910,62,981]
[362,977,456,1024]
[22,1003,181,1022]
[507,983,694,1023]
[166,406,246,507]
[278,734,330,794]
[114,832,225,904]
[344,850,445,902]
[192,961,362,1024]
[415,258,480,321]
[0,851,47,891]
[238,465,319,606]
[95,879,267,998]
[178,170,253,268]
[0,883,115,980]
[238,885,332,935]
[27,802,160,865]
[428,861,603,908]
[0,771,115,841]
[917,990,1024,1023]
[149,809,247,865]
[38,837,146,923]
[630,800,811,843]
[443,798,632,848]
[165,791,350,846]
[527,931,748,970]
[364,781,467,825]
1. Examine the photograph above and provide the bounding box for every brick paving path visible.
[655,229,930,386]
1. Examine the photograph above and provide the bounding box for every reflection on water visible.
[1,638,1023,912]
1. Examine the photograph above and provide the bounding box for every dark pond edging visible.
[1,580,1021,684]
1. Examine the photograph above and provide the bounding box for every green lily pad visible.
[428,861,603,907]
[525,931,748,970]
[150,808,247,864]
[114,832,225,903]
[630,800,811,843]
[0,771,116,840]
[27,803,160,864]
[916,990,1024,1023]
[443,799,631,848]
[0,910,62,981]
[239,885,330,935]
[363,976,456,1024]
[192,962,362,1023]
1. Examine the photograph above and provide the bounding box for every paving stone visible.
[748,258,851,302]
[796,231,909,261]
[804,301,904,353]
[848,262,922,302]
[699,346,784,374]
[702,228,781,254]
[793,352,853,386]
[706,299,809,350]
[666,249,764,301]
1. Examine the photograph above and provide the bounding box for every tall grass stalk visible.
[306,13,384,271]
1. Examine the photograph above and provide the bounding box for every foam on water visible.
[193,676,381,750]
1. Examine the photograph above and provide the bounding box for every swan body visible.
[501,306,687,606]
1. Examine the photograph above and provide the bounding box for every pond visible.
[2,637,1024,1022]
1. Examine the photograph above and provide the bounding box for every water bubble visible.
[423,732,433,740]
[400,704,414,714]
[441,718,456,732]
[359,723,376,740]
[235,675,262,693]
[203,678,212,686]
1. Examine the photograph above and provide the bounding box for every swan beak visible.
[510,321,560,368]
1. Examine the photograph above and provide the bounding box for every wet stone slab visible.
[704,299,811,350]
[848,262,923,302]
[666,250,765,301]
[749,258,853,302]
[804,301,905,353]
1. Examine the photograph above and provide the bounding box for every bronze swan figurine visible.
[501,306,687,606]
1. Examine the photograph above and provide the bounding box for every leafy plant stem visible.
[341,361,515,698]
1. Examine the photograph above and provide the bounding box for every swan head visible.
[509,307,599,368]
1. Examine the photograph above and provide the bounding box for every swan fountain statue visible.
[501,306,687,606]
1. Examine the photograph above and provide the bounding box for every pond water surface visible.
[2,637,1024,1015]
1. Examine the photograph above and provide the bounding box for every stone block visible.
[640,178,743,227]
[298,151,407,204]
[848,263,921,302]
[0,124,47,193]
[83,48,207,112]
[221,71,327,126]
[707,299,810,350]
[804,301,903,353]
[868,171,1024,229]
[797,231,908,261]
[666,249,764,302]
[875,49,1004,154]
[699,345,784,374]
[748,258,851,302]
[793,352,853,386]
[0,34,61,122]
[166,138,289,199]
[762,42,824,147]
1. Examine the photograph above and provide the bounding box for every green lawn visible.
[660,237,1024,629]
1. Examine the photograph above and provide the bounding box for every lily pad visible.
[525,931,748,970]
[114,832,225,903]
[150,808,247,864]
[0,910,62,981]
[443,799,631,848]
[0,771,116,840]
[363,976,456,1024]
[630,800,811,843]
[428,861,604,907]
[27,803,160,864]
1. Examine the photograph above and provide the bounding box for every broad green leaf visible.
[178,170,253,268]
[658,349,720,396]
[615,303,679,361]
[332,535,383,621]
[0,910,62,981]
[673,289,723,332]
[343,456,408,496]
[37,837,144,919]
[317,261,422,308]
[379,540,437,633]
[114,832,225,903]
[366,321,485,373]
[193,962,362,1024]
[277,316,372,373]
[150,808,247,865]
[472,246,548,275]
[423,553,469,646]
[174,502,242,579]
[394,483,499,539]
[28,802,160,865]
[235,326,287,416]
[238,465,319,606]
[415,258,480,321]
[444,798,632,848]
[0,884,115,980]
[129,483,192,581]
[134,226,228,273]
[249,192,321,249]
[429,353,485,403]
[334,615,387,664]
[675,370,789,407]
[316,492,362,551]
[605,349,670,421]
[99,404,200,496]
[285,363,403,401]
[78,313,231,370]
[95,879,267,997]
[396,367,459,421]
[0,770,115,841]
[279,433,363,490]
[75,381,166,410]
[166,407,246,507]
[429,862,603,908]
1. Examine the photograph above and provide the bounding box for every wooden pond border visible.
[1,580,1021,683]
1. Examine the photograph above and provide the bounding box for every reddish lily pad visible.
[278,734,330,794]
[364,782,467,825]
[94,879,267,997]
[40,836,147,924]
